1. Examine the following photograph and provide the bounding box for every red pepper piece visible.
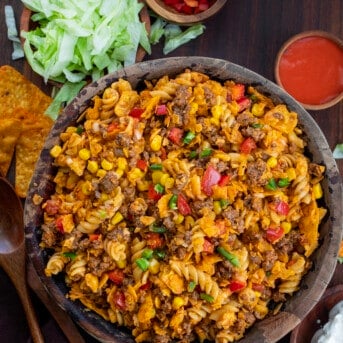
[107,122,119,133]
[136,159,147,171]
[237,96,252,112]
[113,291,126,310]
[230,83,245,100]
[44,199,61,215]
[55,217,64,234]
[266,227,284,243]
[218,174,230,187]
[108,269,125,285]
[252,283,265,292]
[155,104,168,115]
[168,127,184,145]
[229,280,246,292]
[275,200,290,216]
[146,232,165,249]
[240,137,257,154]
[89,233,100,241]
[129,107,144,119]
[148,184,163,201]
[139,281,151,291]
[177,193,192,215]
[201,165,221,196]
[203,238,214,253]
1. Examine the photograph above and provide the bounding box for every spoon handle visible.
[1,244,44,343]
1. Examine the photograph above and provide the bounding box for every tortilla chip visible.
[15,124,52,198]
[0,118,22,176]
[0,65,52,119]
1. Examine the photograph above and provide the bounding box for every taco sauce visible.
[278,35,343,105]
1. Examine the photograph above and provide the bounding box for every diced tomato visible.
[148,184,163,201]
[252,283,265,292]
[136,159,147,171]
[44,199,61,215]
[108,269,125,285]
[168,127,184,145]
[155,104,168,115]
[230,83,245,101]
[129,107,144,119]
[107,122,119,133]
[146,233,164,249]
[163,0,212,14]
[240,137,257,154]
[55,217,64,234]
[275,200,290,216]
[215,220,227,236]
[266,227,284,243]
[229,280,246,292]
[177,193,192,216]
[203,238,214,253]
[237,96,252,112]
[201,165,221,196]
[89,233,100,242]
[139,281,151,291]
[113,291,126,310]
[218,174,230,187]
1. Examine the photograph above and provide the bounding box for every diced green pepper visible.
[277,177,290,187]
[168,194,178,210]
[141,249,154,260]
[149,163,163,171]
[154,183,164,194]
[199,148,212,158]
[63,251,76,259]
[188,151,197,159]
[183,131,196,144]
[135,257,149,271]
[188,281,197,292]
[200,293,214,303]
[217,247,240,267]
[266,178,277,191]
[150,225,167,233]
[153,249,166,260]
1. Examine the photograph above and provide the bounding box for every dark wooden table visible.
[0,1,342,342]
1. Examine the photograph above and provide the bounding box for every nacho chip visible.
[15,123,52,198]
[0,118,22,176]
[0,65,52,119]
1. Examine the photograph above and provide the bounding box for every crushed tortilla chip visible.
[0,118,22,176]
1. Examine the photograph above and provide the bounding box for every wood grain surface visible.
[0,1,342,342]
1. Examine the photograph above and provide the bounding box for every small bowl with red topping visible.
[145,0,227,25]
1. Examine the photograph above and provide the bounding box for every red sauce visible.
[278,36,343,105]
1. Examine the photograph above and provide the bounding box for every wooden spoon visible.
[0,177,44,343]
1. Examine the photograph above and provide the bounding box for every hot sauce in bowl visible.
[275,31,343,110]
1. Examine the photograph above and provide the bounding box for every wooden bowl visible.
[24,57,343,343]
[274,30,343,110]
[19,4,151,83]
[290,285,343,343]
[145,0,227,25]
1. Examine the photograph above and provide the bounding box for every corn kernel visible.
[101,159,113,171]
[115,168,124,178]
[87,160,99,174]
[267,157,278,168]
[251,102,266,117]
[213,201,222,215]
[313,183,323,199]
[100,193,109,202]
[150,135,162,151]
[159,173,170,186]
[50,145,62,158]
[96,169,107,178]
[287,168,297,181]
[79,148,91,160]
[173,214,184,225]
[189,102,198,115]
[137,180,150,191]
[211,104,223,119]
[117,157,127,170]
[81,181,92,195]
[128,167,144,183]
[172,296,185,310]
[148,259,160,274]
[116,259,127,269]
[111,212,124,225]
[281,221,292,234]
[152,171,164,184]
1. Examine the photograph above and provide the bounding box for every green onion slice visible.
[168,194,178,210]
[135,257,149,271]
[217,247,240,267]
[150,163,163,170]
[266,178,277,191]
[200,293,214,303]
[183,131,196,144]
[199,148,212,158]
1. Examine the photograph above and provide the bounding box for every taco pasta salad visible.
[41,70,326,342]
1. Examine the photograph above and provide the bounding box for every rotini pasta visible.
[40,70,326,342]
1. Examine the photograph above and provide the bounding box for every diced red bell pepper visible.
[229,280,246,292]
[89,233,100,242]
[136,159,147,171]
[203,238,214,253]
[160,147,167,160]
[55,217,64,234]
[146,232,165,249]
[148,184,163,201]
[107,122,119,133]
[237,96,252,112]
[266,227,284,243]
[155,104,168,115]
[129,107,144,119]
[108,269,125,285]
[275,200,290,216]
[240,137,257,154]
[201,165,221,196]
[168,127,184,145]
[139,281,151,291]
[177,193,192,215]
[113,291,126,310]
[230,83,245,101]
[218,174,230,187]
[44,199,61,215]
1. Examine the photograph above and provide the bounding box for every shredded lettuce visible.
[333,143,343,159]
[21,0,151,83]
[4,5,24,60]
